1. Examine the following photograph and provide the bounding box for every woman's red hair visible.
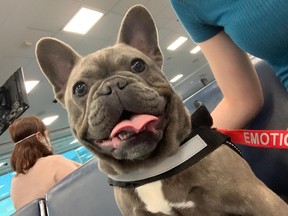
[9,115,53,175]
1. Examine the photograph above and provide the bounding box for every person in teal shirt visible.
[170,0,288,130]
[170,0,288,202]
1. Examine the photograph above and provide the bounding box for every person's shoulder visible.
[41,155,66,162]
[39,155,81,170]
[48,155,81,166]
[39,155,71,166]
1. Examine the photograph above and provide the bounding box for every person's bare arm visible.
[198,31,264,129]
[73,161,82,168]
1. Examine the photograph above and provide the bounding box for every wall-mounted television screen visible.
[0,67,29,135]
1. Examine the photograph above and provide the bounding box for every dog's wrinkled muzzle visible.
[85,76,166,159]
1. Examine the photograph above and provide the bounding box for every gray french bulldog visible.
[35,5,288,216]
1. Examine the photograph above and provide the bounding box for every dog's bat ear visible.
[117,5,163,68]
[35,37,80,105]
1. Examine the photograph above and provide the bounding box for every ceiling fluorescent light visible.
[42,115,59,126]
[25,80,39,94]
[170,74,183,83]
[69,139,79,145]
[0,162,7,167]
[63,7,104,35]
[190,45,201,54]
[167,36,187,51]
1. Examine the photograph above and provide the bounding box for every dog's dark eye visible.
[73,81,88,97]
[131,58,146,73]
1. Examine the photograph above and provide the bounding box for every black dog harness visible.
[108,103,241,188]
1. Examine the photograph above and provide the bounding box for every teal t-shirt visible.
[170,0,288,90]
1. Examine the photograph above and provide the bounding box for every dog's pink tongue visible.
[111,114,158,138]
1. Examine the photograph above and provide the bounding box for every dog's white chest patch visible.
[135,181,195,214]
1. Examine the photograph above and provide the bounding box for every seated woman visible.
[9,115,81,210]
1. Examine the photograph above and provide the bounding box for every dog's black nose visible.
[99,78,128,95]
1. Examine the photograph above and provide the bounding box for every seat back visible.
[184,60,288,199]
[183,80,221,113]
[45,158,122,216]
[11,198,47,216]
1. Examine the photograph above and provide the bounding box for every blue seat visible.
[11,198,47,216]
[45,158,122,216]
[184,60,288,200]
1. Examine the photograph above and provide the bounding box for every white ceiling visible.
[0,0,214,174]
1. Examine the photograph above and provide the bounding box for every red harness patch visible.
[218,129,288,149]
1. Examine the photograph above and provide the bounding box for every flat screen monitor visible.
[0,67,29,135]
